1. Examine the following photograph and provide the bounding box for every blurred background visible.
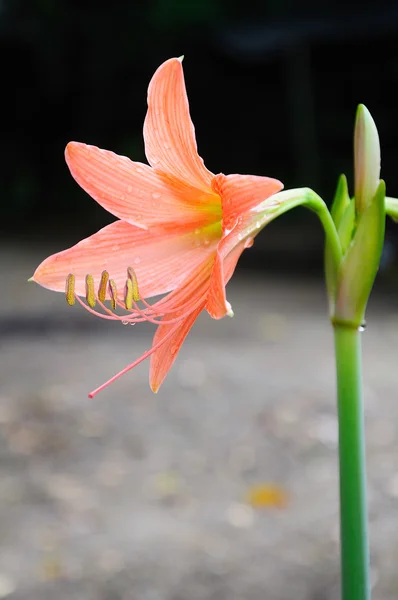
[2,1,398,599]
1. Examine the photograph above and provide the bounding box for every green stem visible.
[334,324,370,600]
[254,188,342,270]
[306,190,343,269]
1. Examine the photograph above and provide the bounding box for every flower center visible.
[192,220,223,247]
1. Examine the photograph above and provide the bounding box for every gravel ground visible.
[1,246,398,599]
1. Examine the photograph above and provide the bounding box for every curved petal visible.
[206,237,246,319]
[149,254,214,391]
[212,173,283,230]
[65,142,217,231]
[143,58,214,193]
[206,208,267,319]
[32,220,219,300]
[149,304,204,392]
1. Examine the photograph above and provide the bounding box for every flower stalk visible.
[334,324,370,600]
[325,104,384,600]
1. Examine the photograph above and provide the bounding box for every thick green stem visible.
[334,325,370,600]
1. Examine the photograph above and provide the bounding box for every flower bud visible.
[354,104,380,215]
[334,181,385,327]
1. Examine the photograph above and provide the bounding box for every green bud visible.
[331,174,350,229]
[325,175,353,314]
[336,197,356,256]
[354,104,380,215]
[334,180,385,327]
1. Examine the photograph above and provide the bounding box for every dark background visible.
[3,0,398,270]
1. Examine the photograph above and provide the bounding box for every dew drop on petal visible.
[245,237,254,249]
[136,167,144,174]
[133,257,141,265]
[152,192,161,199]
[121,320,129,325]
[127,185,133,193]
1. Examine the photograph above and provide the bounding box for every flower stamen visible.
[108,279,118,310]
[62,262,208,397]
[85,274,96,308]
[88,321,182,398]
[75,294,121,320]
[124,278,134,310]
[127,267,140,302]
[98,270,109,302]
[64,266,206,326]
[65,274,75,306]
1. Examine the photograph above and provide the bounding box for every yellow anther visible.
[124,278,134,310]
[65,274,76,306]
[108,279,117,310]
[98,270,109,302]
[127,267,140,302]
[85,274,96,308]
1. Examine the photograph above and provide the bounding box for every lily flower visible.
[32,57,283,395]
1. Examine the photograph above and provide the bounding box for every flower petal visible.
[212,173,283,229]
[149,304,204,392]
[206,238,246,319]
[206,206,270,319]
[149,254,215,391]
[32,220,219,300]
[65,142,216,231]
[144,58,214,193]
[354,104,380,215]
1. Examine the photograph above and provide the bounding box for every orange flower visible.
[32,57,283,395]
